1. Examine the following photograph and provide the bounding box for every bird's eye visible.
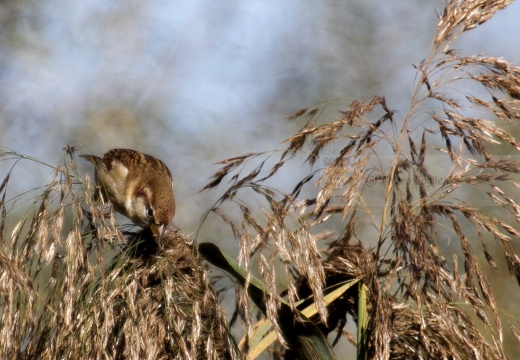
[146,206,154,219]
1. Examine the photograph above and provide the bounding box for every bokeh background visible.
[1,1,520,357]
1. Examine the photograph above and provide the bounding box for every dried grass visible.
[201,1,520,358]
[0,148,235,359]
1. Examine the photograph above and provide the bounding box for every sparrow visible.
[80,148,175,237]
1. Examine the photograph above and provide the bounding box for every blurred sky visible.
[1,1,520,357]
[2,0,519,232]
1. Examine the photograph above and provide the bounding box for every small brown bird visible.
[80,148,175,237]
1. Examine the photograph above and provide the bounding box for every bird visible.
[80,148,175,238]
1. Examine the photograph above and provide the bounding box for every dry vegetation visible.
[202,0,520,358]
[1,0,520,359]
[0,148,236,359]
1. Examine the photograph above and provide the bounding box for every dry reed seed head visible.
[209,1,520,356]
[212,76,520,360]
[78,231,233,359]
[0,150,236,360]
[202,67,520,354]
[436,0,513,47]
[258,254,286,346]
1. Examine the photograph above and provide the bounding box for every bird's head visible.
[129,179,175,238]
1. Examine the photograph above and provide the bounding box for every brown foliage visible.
[201,0,520,358]
[0,151,235,359]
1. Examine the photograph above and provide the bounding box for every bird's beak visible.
[151,223,166,238]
